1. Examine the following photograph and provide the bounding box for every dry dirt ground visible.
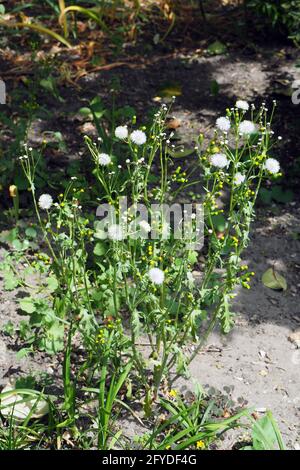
[1,43,300,448]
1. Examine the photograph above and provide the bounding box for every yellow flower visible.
[169,389,177,398]
[9,185,18,198]
[196,440,205,449]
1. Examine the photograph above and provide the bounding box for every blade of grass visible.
[0,20,72,48]
[58,5,108,33]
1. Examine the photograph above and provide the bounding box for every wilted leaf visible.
[166,118,181,129]
[157,81,182,98]
[0,379,49,420]
[262,268,287,291]
[167,147,194,158]
[288,330,300,348]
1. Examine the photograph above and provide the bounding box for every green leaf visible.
[16,347,31,360]
[47,276,59,293]
[90,96,106,119]
[251,412,285,450]
[94,242,106,256]
[0,20,72,48]
[3,271,19,291]
[40,77,55,94]
[262,268,287,291]
[211,214,226,232]
[78,107,93,118]
[207,41,227,56]
[19,298,36,314]
[25,227,37,239]
[12,239,29,251]
[132,309,141,337]
[271,185,294,204]
[188,250,198,265]
[210,80,220,96]
[0,228,19,244]
[259,188,272,205]
[43,323,64,354]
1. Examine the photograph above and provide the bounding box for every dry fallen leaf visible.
[166,118,181,129]
[288,330,300,348]
[262,268,287,291]
[0,379,49,420]
[259,369,268,377]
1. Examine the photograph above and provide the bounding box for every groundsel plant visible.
[19,99,280,410]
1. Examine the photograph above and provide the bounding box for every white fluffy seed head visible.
[148,267,165,285]
[216,116,231,132]
[210,153,229,169]
[139,220,151,233]
[264,158,280,174]
[130,130,147,145]
[238,120,256,135]
[235,100,249,111]
[108,224,124,241]
[115,125,128,140]
[233,172,246,185]
[98,153,111,166]
[38,194,53,210]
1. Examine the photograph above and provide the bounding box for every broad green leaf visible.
[271,185,294,204]
[211,214,226,232]
[78,107,93,118]
[94,242,106,256]
[19,298,36,314]
[25,227,37,239]
[47,276,59,293]
[3,271,19,291]
[259,188,272,205]
[188,250,198,265]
